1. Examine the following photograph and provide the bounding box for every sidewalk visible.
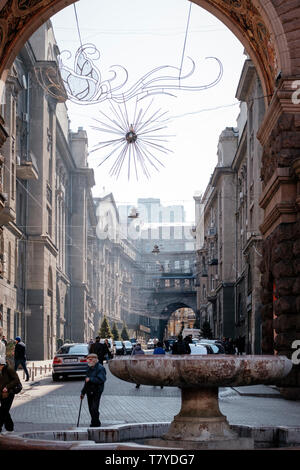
[15,360,53,384]
[232,385,282,398]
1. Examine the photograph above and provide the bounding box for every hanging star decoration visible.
[89,99,174,180]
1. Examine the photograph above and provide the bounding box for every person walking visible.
[0,328,6,361]
[89,336,107,365]
[172,334,190,355]
[131,343,144,389]
[153,341,165,388]
[0,354,21,432]
[104,338,113,360]
[80,353,106,428]
[14,336,30,381]
[153,341,165,355]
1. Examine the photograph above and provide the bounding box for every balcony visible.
[16,160,38,180]
[0,203,15,225]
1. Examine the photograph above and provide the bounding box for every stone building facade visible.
[0,22,98,359]
[195,59,265,353]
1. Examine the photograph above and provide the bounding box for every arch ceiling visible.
[0,0,293,103]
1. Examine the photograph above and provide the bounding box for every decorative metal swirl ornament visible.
[89,99,174,180]
[58,43,223,105]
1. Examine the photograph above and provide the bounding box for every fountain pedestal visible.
[146,387,253,449]
[109,355,292,450]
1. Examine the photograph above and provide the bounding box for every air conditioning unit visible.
[16,155,21,165]
[239,191,244,200]
[22,113,29,122]
[240,229,244,235]
[215,274,219,280]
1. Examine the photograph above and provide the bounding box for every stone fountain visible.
[108,354,293,450]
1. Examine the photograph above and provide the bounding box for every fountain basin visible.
[109,355,292,449]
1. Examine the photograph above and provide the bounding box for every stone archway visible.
[0,0,299,395]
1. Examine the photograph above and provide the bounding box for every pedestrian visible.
[183,334,193,351]
[172,334,190,355]
[0,328,6,360]
[163,339,170,352]
[0,354,22,432]
[131,343,144,389]
[14,336,30,381]
[1,336,7,346]
[104,338,113,360]
[236,336,245,355]
[80,353,106,428]
[153,341,165,355]
[153,341,165,388]
[89,336,107,365]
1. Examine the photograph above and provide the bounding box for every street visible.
[8,362,300,434]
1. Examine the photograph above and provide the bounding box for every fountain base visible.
[150,386,254,449]
[144,436,254,450]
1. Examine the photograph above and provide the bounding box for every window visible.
[7,242,11,283]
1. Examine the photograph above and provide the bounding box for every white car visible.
[189,343,208,355]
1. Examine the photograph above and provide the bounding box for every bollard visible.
[31,363,35,381]
[40,366,42,376]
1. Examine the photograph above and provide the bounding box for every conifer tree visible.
[121,322,129,341]
[99,315,112,338]
[201,320,213,339]
[111,322,120,341]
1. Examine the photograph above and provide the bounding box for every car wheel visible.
[52,373,60,382]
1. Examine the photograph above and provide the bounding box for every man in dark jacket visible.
[80,353,106,427]
[14,336,30,381]
[172,334,191,355]
[89,336,109,365]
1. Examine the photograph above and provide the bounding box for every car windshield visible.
[124,341,132,346]
[57,344,89,355]
[115,341,123,346]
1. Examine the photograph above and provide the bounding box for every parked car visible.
[130,338,137,344]
[199,339,222,354]
[52,343,89,381]
[147,339,155,350]
[114,340,125,355]
[123,340,133,355]
[189,343,209,355]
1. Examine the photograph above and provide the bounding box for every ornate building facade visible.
[0,22,98,359]
[194,59,266,353]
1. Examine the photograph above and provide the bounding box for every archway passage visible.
[0,0,300,396]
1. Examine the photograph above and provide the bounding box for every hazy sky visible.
[51,0,245,221]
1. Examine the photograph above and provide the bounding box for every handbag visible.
[12,382,23,394]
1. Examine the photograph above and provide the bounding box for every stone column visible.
[258,78,300,399]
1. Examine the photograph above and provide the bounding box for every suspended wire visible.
[73,4,83,48]
[179,1,192,82]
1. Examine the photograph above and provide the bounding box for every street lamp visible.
[152,244,160,254]
[128,207,139,219]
